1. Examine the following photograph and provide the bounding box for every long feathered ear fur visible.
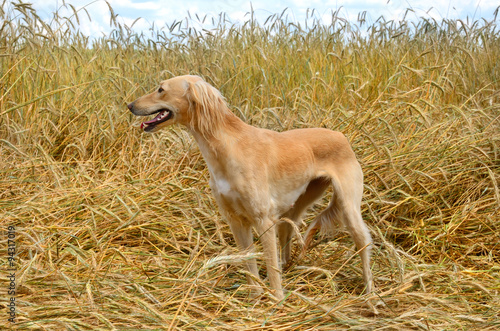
[187,80,231,139]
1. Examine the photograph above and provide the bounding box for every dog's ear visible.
[187,79,225,109]
[186,79,229,137]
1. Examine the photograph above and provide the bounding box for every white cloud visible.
[228,10,249,23]
[31,0,499,38]
[107,0,161,11]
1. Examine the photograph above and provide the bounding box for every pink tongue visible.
[144,112,164,125]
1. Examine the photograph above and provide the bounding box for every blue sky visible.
[32,0,499,37]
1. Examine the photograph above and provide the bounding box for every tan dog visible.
[127,75,373,300]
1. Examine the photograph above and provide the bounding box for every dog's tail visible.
[302,162,371,256]
[303,175,344,249]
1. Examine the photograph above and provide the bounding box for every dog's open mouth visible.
[141,109,173,131]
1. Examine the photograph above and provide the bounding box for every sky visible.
[31,0,499,37]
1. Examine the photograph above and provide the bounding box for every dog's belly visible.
[210,172,311,221]
[271,181,309,215]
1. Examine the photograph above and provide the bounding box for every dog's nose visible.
[127,102,133,110]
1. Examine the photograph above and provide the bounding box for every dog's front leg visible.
[227,219,263,297]
[256,219,284,300]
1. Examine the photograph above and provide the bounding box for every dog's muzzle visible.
[127,102,173,131]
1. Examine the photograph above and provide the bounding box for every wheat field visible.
[0,1,499,330]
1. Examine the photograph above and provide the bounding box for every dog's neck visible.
[189,112,249,165]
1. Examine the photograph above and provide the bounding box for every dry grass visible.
[1,1,499,329]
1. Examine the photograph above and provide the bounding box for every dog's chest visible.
[213,175,232,196]
[208,169,240,199]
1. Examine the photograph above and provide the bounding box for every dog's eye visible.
[158,87,164,93]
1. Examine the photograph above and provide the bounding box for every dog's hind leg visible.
[342,204,373,294]
[303,165,373,294]
[335,163,373,295]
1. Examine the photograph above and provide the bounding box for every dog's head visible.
[127,75,228,134]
